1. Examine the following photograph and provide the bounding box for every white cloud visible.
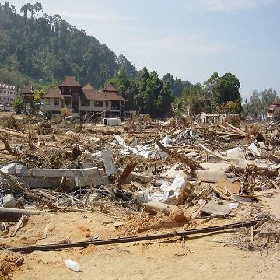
[200,0,276,11]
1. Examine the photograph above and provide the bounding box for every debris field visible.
[0,112,279,279]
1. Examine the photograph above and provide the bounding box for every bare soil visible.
[0,192,279,280]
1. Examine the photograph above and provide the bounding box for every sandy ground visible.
[0,192,278,280]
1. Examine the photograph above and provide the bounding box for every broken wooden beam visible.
[197,143,228,161]
[226,122,247,137]
[0,128,27,139]
[116,162,137,186]
[156,140,202,171]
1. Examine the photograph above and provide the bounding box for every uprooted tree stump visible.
[0,134,18,156]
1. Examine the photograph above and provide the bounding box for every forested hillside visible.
[0,1,137,89]
[0,1,247,119]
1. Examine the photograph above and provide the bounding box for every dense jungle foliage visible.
[0,1,137,88]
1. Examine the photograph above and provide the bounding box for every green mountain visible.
[0,1,138,89]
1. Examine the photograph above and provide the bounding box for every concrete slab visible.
[196,162,231,182]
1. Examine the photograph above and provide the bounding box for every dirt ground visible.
[0,192,278,280]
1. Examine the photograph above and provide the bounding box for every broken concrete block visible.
[196,163,230,182]
[160,175,186,203]
[247,143,261,157]
[3,194,16,208]
[161,135,171,147]
[224,147,245,160]
[102,150,117,176]
[134,189,150,203]
[201,199,232,216]
[196,170,220,183]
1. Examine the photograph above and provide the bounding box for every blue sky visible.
[10,0,280,100]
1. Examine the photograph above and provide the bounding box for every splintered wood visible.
[156,140,202,171]
[0,134,18,156]
[115,162,138,186]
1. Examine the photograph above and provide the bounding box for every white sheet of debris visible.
[247,142,261,157]
[114,135,167,158]
[223,147,245,159]
[1,163,19,174]
[135,174,186,205]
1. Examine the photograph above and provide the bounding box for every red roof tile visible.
[82,87,101,100]
[60,76,81,87]
[100,91,125,101]
[82,84,124,101]
[103,84,118,92]
[82,83,95,90]
[44,87,63,99]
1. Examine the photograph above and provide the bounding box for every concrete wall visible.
[43,98,122,116]
[0,84,17,103]
[43,98,62,112]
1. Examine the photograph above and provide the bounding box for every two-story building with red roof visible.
[43,76,125,120]
[267,99,280,121]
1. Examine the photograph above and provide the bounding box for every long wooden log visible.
[6,219,262,253]
[156,140,202,171]
[197,143,228,161]
[0,208,40,222]
[226,123,247,136]
[0,128,27,139]
[116,162,137,186]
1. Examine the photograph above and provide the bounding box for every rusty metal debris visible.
[7,219,263,253]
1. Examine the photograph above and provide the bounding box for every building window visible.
[45,99,50,105]
[54,99,60,106]
[81,99,90,106]
[111,101,120,110]
[65,99,71,107]
[94,101,103,107]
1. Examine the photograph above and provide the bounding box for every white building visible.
[0,84,17,104]
[267,100,280,121]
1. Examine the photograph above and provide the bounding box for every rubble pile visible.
[0,113,279,262]
[228,217,280,252]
